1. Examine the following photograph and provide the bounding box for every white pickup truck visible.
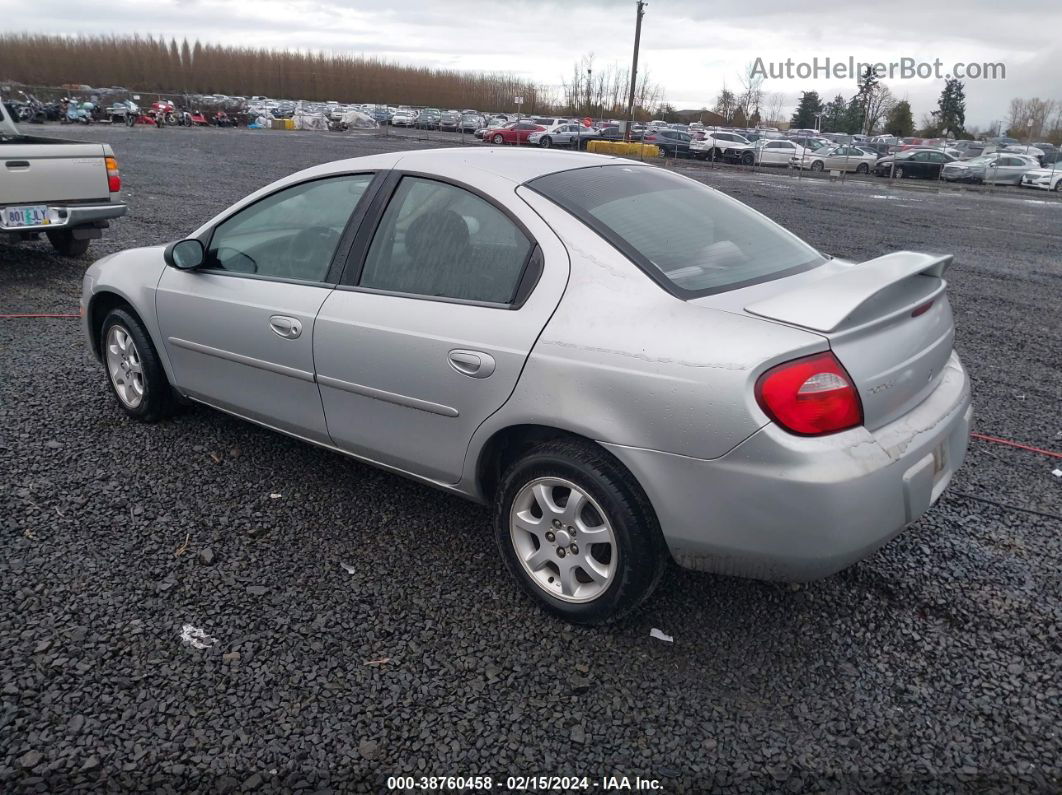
[1,95,127,256]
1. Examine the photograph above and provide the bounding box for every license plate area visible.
[2,204,51,229]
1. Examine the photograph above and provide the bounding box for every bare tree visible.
[763,91,786,127]
[863,84,895,135]
[736,62,764,123]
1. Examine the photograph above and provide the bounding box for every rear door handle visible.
[448,349,495,378]
[269,315,302,339]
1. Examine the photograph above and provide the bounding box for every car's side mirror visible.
[164,238,205,270]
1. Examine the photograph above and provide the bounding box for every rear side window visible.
[528,165,824,297]
[360,177,532,304]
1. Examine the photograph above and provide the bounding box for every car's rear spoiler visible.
[745,251,953,333]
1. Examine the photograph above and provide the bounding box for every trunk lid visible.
[694,251,956,431]
[0,139,111,204]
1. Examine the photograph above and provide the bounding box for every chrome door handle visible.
[269,315,302,339]
[448,349,495,378]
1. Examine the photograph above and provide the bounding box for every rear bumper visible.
[1,202,127,233]
[604,351,972,581]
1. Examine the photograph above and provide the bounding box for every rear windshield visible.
[527,165,825,297]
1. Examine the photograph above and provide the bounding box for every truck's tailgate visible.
[0,142,111,204]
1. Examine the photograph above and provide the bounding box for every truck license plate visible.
[3,205,49,228]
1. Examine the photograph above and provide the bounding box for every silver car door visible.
[313,172,569,484]
[156,173,379,441]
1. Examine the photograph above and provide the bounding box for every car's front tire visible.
[100,307,177,422]
[493,439,668,624]
[492,133,505,145]
[539,136,552,148]
[856,162,869,174]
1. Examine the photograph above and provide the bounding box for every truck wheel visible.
[46,229,91,257]
[493,438,669,624]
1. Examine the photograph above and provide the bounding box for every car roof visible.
[266,147,624,194]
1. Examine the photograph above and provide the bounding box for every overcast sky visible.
[4,0,1060,127]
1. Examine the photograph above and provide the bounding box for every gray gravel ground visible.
[1,125,1060,793]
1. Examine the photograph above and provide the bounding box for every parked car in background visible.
[0,95,127,256]
[874,149,956,179]
[484,121,544,145]
[391,109,417,127]
[528,123,598,149]
[1001,144,1045,163]
[942,153,1040,184]
[416,109,441,129]
[690,130,752,161]
[460,113,485,133]
[437,111,460,132]
[748,138,809,166]
[1020,162,1062,191]
[793,145,878,174]
[948,140,988,159]
[475,117,508,140]
[642,128,692,158]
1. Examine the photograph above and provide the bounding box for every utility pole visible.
[625,1,646,141]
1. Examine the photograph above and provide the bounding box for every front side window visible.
[207,175,373,282]
[529,165,824,297]
[359,177,533,304]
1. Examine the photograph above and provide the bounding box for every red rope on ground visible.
[0,313,81,319]
[971,432,1062,460]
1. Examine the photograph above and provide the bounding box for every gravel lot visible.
[2,126,1060,793]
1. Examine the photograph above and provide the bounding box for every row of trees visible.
[788,70,968,139]
[1005,98,1062,141]
[0,33,549,112]
[0,33,671,120]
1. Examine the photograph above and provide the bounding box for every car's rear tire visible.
[100,307,177,422]
[46,229,91,257]
[493,439,668,624]
[811,160,824,172]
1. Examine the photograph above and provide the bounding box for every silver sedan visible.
[793,145,879,174]
[81,149,972,623]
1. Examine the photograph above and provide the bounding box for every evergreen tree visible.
[933,79,966,137]
[822,94,847,132]
[843,96,865,135]
[885,100,914,137]
[789,91,823,129]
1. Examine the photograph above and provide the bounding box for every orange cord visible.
[971,432,1062,460]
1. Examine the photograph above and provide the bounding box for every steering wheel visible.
[286,226,341,279]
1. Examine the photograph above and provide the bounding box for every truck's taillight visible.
[755,351,863,436]
[105,156,121,193]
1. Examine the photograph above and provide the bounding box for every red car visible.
[484,122,545,145]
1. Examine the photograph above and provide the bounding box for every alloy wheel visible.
[105,324,145,409]
[509,477,617,603]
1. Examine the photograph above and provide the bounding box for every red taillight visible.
[105,156,121,193]
[911,299,934,317]
[755,352,863,436]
